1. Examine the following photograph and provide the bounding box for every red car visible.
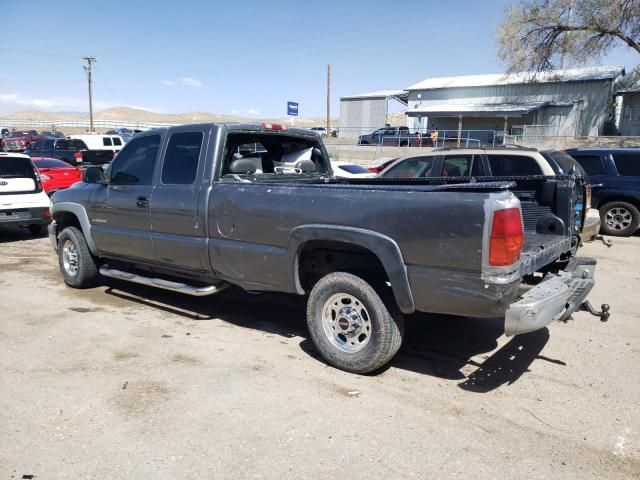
[31,157,82,195]
[367,158,398,174]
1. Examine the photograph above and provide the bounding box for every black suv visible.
[567,148,640,236]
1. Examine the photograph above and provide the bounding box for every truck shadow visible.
[0,225,44,243]
[102,278,552,392]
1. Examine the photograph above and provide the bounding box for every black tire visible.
[599,201,640,237]
[28,224,47,236]
[306,272,404,374]
[57,226,98,288]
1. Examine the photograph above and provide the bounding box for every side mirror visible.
[83,166,105,184]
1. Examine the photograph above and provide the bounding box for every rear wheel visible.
[306,272,404,374]
[57,226,98,288]
[600,201,640,236]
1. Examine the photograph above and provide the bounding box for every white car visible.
[0,152,51,235]
[331,161,375,178]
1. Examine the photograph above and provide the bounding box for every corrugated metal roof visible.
[406,102,549,117]
[406,66,625,91]
[340,89,408,100]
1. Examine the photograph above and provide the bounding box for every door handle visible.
[136,197,149,208]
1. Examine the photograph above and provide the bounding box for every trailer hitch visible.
[579,301,610,322]
[593,235,613,248]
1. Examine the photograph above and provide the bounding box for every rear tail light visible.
[44,208,50,218]
[489,208,524,267]
[262,123,288,131]
[74,151,83,163]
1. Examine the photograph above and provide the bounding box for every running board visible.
[99,266,229,297]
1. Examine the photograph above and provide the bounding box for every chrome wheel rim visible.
[322,293,372,353]
[605,207,632,231]
[62,239,79,276]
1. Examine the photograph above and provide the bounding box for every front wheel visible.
[600,201,640,236]
[57,226,98,288]
[306,272,404,374]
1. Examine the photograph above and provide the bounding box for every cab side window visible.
[384,156,434,178]
[572,155,605,176]
[612,154,640,176]
[161,131,203,184]
[103,137,113,147]
[487,154,542,176]
[109,135,161,185]
[440,155,474,176]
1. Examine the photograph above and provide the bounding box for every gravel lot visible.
[0,227,638,479]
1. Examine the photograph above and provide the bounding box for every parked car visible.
[40,131,65,139]
[25,138,114,166]
[0,152,51,235]
[3,130,43,152]
[0,127,10,138]
[48,123,606,374]
[379,146,601,245]
[358,127,420,147]
[330,161,375,178]
[105,128,135,143]
[567,148,640,236]
[31,157,82,195]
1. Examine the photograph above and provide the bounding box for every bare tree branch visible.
[497,0,640,73]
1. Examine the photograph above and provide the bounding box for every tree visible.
[497,0,640,73]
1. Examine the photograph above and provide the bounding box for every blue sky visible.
[1,0,638,117]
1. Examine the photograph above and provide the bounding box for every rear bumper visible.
[581,208,601,241]
[505,256,596,336]
[0,207,51,226]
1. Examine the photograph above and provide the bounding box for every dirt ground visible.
[0,227,638,479]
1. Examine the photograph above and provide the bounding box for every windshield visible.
[8,131,30,138]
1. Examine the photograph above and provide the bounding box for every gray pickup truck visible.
[48,123,608,373]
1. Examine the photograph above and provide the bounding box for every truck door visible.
[89,134,161,261]
[150,127,209,271]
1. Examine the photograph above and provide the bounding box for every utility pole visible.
[83,56,96,132]
[326,64,331,137]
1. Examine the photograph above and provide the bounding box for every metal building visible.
[338,90,408,138]
[340,66,626,141]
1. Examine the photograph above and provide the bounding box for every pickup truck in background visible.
[358,126,421,147]
[25,138,114,166]
[3,130,44,152]
[48,123,608,374]
[567,148,640,237]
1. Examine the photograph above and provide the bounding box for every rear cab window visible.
[220,131,327,180]
[612,153,640,176]
[487,154,543,176]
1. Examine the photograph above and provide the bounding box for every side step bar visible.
[99,266,229,297]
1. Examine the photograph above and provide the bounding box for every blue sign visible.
[287,101,299,116]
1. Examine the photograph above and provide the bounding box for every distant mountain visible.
[4,106,338,127]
